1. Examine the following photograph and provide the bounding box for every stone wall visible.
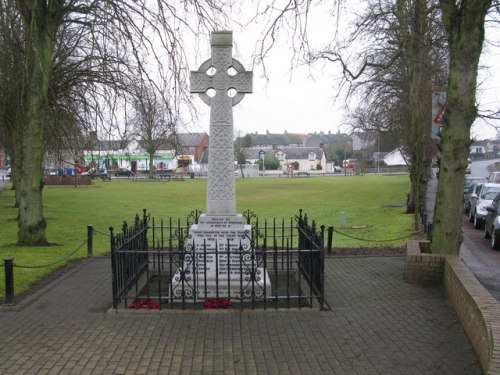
[405,240,500,374]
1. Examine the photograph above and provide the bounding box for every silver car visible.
[470,183,500,229]
[464,178,486,214]
[484,192,500,249]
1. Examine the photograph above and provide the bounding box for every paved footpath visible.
[0,256,480,374]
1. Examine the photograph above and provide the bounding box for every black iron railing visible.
[110,210,150,307]
[110,209,326,310]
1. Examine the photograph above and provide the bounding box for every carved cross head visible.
[190,31,253,107]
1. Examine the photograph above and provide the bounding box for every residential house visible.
[175,133,209,162]
[241,131,307,148]
[470,140,500,159]
[244,146,327,173]
[351,131,378,152]
[304,131,350,148]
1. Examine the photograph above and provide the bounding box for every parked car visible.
[465,165,471,174]
[488,172,500,183]
[484,192,500,249]
[76,166,91,174]
[464,181,484,214]
[82,167,108,179]
[470,183,500,229]
[464,177,486,213]
[114,168,134,177]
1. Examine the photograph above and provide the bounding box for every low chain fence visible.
[1,224,109,304]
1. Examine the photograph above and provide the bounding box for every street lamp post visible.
[377,132,380,174]
[259,150,266,176]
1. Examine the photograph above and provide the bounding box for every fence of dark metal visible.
[110,209,326,310]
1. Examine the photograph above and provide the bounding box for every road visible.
[459,159,500,301]
[470,158,492,179]
[461,216,500,301]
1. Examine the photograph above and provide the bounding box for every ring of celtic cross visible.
[194,58,251,107]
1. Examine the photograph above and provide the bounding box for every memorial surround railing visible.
[110,209,326,310]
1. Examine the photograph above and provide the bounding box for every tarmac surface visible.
[0,172,483,374]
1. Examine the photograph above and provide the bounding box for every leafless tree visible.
[251,0,498,253]
[130,82,177,179]
[0,0,231,245]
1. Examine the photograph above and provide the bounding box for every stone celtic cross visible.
[190,31,253,216]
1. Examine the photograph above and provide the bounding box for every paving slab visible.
[0,255,480,374]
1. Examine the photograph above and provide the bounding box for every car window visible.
[481,187,500,200]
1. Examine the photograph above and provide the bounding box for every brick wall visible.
[44,175,92,185]
[405,240,445,285]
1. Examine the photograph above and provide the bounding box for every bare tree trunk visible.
[149,155,154,179]
[15,0,61,245]
[431,0,491,254]
[397,0,433,230]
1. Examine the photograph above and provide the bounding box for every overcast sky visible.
[188,6,500,141]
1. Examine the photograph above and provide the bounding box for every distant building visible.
[240,131,307,148]
[383,149,408,166]
[470,140,500,159]
[351,132,377,151]
[175,133,209,162]
[244,146,327,173]
[41,132,209,173]
[304,131,350,148]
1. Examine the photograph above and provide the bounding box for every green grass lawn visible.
[0,174,413,301]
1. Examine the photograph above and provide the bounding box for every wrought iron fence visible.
[110,209,326,310]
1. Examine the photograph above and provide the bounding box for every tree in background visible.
[131,83,176,179]
[252,0,498,252]
[234,132,251,177]
[256,157,280,171]
[311,0,445,228]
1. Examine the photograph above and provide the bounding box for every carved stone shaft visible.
[190,31,253,216]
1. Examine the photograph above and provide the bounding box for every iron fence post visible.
[109,227,118,309]
[4,258,14,304]
[87,225,94,257]
[327,225,333,255]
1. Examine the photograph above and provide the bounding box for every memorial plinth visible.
[171,214,270,299]
[170,31,270,300]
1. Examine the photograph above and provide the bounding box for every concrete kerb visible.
[406,240,500,374]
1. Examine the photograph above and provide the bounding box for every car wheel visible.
[492,231,500,250]
[485,224,491,239]
[469,209,474,223]
[474,214,483,229]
